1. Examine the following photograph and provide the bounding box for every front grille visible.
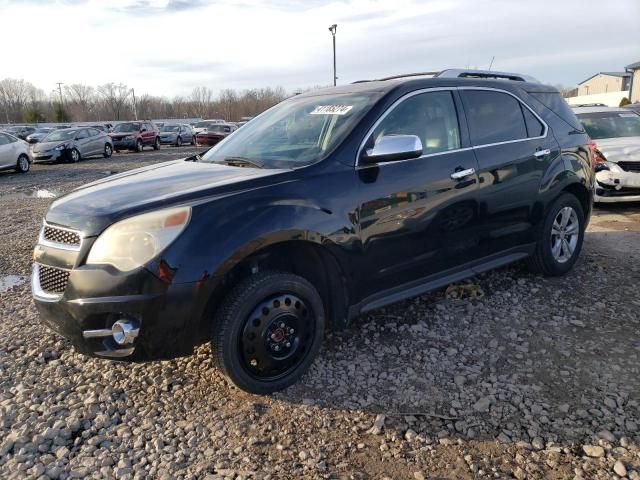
[38,265,70,293]
[618,161,640,173]
[43,225,81,246]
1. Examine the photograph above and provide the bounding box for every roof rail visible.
[436,69,539,83]
[352,68,540,85]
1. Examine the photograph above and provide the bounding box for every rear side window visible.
[0,133,9,145]
[530,92,583,131]
[521,105,545,137]
[461,90,527,145]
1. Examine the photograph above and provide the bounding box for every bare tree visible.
[65,84,95,121]
[97,83,131,120]
[191,86,213,118]
[0,78,33,123]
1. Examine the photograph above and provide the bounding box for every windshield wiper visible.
[221,156,264,168]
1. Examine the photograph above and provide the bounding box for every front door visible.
[356,89,481,299]
[0,133,13,168]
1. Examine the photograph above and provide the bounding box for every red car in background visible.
[195,123,237,146]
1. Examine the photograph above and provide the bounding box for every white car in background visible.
[0,131,32,173]
[574,106,640,203]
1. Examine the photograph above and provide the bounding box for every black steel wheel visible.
[211,271,325,394]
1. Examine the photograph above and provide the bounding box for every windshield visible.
[201,91,383,168]
[161,125,180,132]
[205,125,231,133]
[577,111,640,139]
[113,122,141,132]
[44,129,77,142]
[35,128,52,134]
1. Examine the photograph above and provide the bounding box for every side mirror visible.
[361,135,423,164]
[141,128,147,133]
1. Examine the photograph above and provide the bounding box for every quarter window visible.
[0,134,9,145]
[462,90,528,145]
[521,105,544,137]
[370,91,461,155]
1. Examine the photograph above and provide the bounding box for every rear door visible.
[357,89,482,298]
[74,129,92,157]
[0,133,12,168]
[459,88,559,257]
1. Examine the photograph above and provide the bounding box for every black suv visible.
[32,69,594,394]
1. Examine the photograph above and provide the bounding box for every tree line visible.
[0,78,290,124]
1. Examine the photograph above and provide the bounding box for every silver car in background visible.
[26,127,56,144]
[31,127,114,163]
[159,124,195,146]
[0,132,32,173]
[574,106,640,203]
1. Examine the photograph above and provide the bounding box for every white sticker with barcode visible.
[310,105,353,115]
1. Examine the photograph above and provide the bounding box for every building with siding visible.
[577,72,631,96]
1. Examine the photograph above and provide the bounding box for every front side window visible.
[462,90,528,145]
[201,91,384,168]
[576,111,640,139]
[0,133,9,145]
[369,90,461,155]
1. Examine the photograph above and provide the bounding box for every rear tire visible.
[526,193,584,276]
[15,154,30,173]
[211,271,325,394]
[176,136,182,147]
[135,139,143,152]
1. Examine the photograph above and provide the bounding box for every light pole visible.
[131,88,138,120]
[328,24,337,86]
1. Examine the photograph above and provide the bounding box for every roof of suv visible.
[297,69,557,98]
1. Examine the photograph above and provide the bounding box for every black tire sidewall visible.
[538,194,585,275]
[213,273,325,394]
[136,140,143,152]
[16,155,29,173]
[153,138,160,150]
[176,136,182,147]
[104,144,112,158]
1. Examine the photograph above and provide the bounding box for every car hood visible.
[160,131,178,136]
[45,159,289,235]
[33,141,67,152]
[596,136,640,163]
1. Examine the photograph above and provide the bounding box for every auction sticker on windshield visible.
[310,105,353,115]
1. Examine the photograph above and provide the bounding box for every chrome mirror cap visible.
[362,134,423,164]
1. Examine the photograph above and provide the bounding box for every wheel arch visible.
[198,236,352,341]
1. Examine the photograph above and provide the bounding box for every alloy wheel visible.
[550,206,579,264]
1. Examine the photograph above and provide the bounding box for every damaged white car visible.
[574,106,640,203]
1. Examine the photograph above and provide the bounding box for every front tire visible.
[211,271,325,394]
[175,136,182,147]
[526,193,584,276]
[135,139,143,152]
[15,154,30,173]
[69,148,81,163]
[153,137,160,150]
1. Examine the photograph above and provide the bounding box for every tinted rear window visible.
[462,90,527,145]
[530,92,583,131]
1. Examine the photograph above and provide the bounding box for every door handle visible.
[534,148,551,158]
[450,167,476,180]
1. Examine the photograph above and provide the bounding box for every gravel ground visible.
[1,150,639,480]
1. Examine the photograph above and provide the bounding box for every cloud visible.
[1,0,639,97]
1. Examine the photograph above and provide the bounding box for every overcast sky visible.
[2,0,639,97]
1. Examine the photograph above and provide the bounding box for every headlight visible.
[86,207,191,272]
[54,144,66,151]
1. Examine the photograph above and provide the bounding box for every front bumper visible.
[159,136,177,145]
[31,224,202,361]
[111,138,136,149]
[32,149,64,163]
[594,170,640,203]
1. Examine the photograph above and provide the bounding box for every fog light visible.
[111,319,140,345]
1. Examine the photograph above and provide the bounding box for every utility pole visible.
[328,24,337,86]
[131,88,138,120]
[56,82,64,106]
[488,56,495,71]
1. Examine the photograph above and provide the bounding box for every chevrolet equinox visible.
[32,69,594,394]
